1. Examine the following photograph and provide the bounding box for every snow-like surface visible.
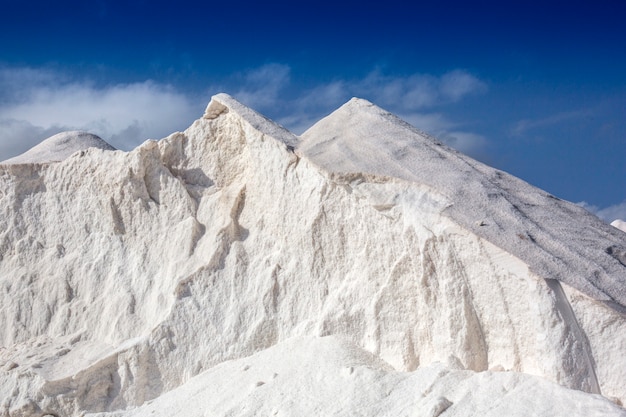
[0,94,625,416]
[0,131,115,165]
[88,336,625,417]
[612,219,626,233]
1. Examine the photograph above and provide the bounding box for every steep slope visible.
[0,131,116,164]
[0,94,624,416]
[300,98,626,309]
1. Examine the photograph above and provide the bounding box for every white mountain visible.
[0,94,624,417]
[0,131,115,165]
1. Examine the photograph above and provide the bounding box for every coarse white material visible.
[0,131,116,165]
[87,336,625,417]
[0,94,624,416]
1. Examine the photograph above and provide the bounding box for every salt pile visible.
[0,131,115,165]
[0,94,624,416]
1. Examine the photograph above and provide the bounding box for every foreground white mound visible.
[0,94,625,417]
[89,337,624,417]
[0,131,116,165]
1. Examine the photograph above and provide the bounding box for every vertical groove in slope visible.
[477,240,522,371]
[446,241,489,371]
[544,279,600,394]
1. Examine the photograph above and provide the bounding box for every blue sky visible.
[1,0,625,221]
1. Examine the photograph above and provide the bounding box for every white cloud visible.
[354,69,486,110]
[511,110,591,138]
[579,200,626,223]
[395,112,486,154]
[0,67,201,161]
[230,63,291,110]
[439,70,488,102]
[276,81,348,134]
[215,64,488,155]
[398,112,458,132]
[358,72,438,109]
[217,65,487,117]
[437,131,488,154]
[0,120,63,160]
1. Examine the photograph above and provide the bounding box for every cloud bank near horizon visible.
[226,64,488,155]
[0,67,200,158]
[0,64,488,162]
[579,200,626,224]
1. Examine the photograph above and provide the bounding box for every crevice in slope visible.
[544,279,601,395]
[446,243,489,372]
[143,169,161,205]
[109,197,126,235]
[605,245,626,268]
[173,186,247,299]
[474,239,523,372]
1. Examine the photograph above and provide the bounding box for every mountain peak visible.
[343,96,377,108]
[204,93,299,149]
[0,130,115,165]
[299,97,441,182]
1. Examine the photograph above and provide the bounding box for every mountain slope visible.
[0,94,624,416]
[300,98,626,309]
[0,131,116,165]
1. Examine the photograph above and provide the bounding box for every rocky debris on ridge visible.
[0,94,625,417]
[0,131,115,165]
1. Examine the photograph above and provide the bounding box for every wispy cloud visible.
[395,112,487,155]
[214,64,488,155]
[231,63,292,110]
[222,65,486,115]
[0,67,200,160]
[510,109,591,138]
[579,200,626,223]
[353,69,486,110]
[439,70,488,102]
[0,64,488,161]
